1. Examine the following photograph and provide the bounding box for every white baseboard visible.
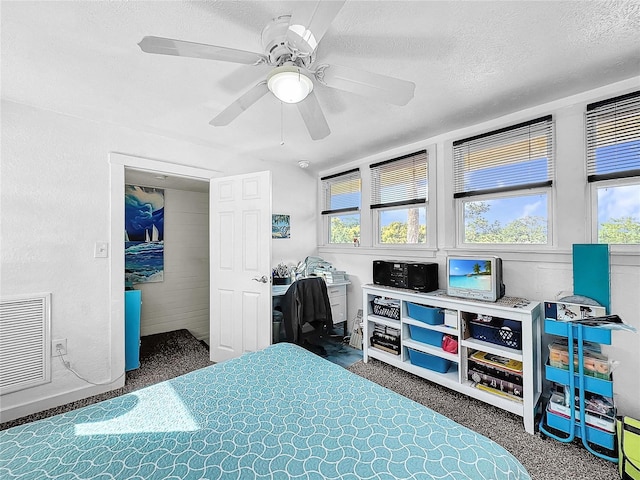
[0,377,126,424]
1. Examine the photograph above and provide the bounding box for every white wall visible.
[131,173,320,344]
[318,77,640,419]
[271,166,319,274]
[129,187,210,342]
[0,100,318,422]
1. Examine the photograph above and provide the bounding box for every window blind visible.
[453,116,554,198]
[370,150,427,209]
[586,90,640,182]
[321,168,361,215]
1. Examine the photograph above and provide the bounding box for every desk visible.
[272,280,350,326]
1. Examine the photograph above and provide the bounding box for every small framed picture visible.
[272,214,290,239]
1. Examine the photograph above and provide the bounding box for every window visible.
[370,150,428,244]
[587,91,640,244]
[453,116,554,245]
[321,169,361,244]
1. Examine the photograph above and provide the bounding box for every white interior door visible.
[209,171,272,362]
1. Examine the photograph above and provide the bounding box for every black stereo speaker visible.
[373,260,390,286]
[373,260,438,292]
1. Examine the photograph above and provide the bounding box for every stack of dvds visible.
[467,351,523,402]
[370,324,401,355]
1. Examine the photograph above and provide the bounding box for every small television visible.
[446,256,505,302]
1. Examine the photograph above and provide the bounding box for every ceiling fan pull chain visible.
[280,102,285,146]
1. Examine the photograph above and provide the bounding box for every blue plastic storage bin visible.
[544,318,612,344]
[408,324,444,348]
[124,289,141,371]
[545,363,613,397]
[469,320,522,349]
[407,303,444,325]
[545,408,615,450]
[407,348,451,373]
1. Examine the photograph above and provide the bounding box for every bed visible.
[1,343,530,479]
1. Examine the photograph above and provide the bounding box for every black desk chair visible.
[281,277,333,356]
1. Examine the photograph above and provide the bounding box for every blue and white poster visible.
[272,214,290,239]
[125,185,164,284]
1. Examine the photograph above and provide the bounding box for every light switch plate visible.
[94,242,109,258]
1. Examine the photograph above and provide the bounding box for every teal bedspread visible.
[1,343,530,479]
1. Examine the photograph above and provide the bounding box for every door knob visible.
[252,275,269,283]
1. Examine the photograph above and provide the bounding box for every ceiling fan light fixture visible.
[267,65,313,104]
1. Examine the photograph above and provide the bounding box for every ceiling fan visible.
[138,1,415,141]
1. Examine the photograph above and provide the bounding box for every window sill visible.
[319,245,438,258]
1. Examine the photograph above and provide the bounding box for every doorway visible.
[109,153,219,383]
[124,167,210,344]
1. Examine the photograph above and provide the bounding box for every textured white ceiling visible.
[2,1,640,172]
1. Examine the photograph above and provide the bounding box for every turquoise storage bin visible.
[124,289,141,371]
[407,348,451,373]
[408,324,444,348]
[545,363,613,397]
[544,318,612,344]
[546,408,615,450]
[407,303,444,325]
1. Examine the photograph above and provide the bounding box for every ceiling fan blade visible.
[297,91,330,141]
[138,36,268,65]
[209,81,270,126]
[315,64,415,106]
[286,0,346,57]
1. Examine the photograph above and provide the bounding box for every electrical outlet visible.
[52,339,67,356]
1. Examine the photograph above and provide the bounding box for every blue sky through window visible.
[594,140,640,224]
[598,184,640,224]
[464,157,548,191]
[466,194,547,225]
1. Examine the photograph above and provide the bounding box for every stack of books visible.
[370,324,401,355]
[467,351,524,402]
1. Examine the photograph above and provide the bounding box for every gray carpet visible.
[1,330,620,480]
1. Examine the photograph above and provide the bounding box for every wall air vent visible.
[0,293,51,395]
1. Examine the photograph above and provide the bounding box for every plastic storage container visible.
[407,303,444,325]
[371,297,400,320]
[545,363,613,397]
[546,406,615,450]
[469,319,522,349]
[408,324,444,348]
[544,318,611,344]
[407,348,451,373]
[548,342,610,379]
[125,289,141,371]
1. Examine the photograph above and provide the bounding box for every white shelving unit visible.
[362,284,543,434]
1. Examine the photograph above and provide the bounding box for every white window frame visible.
[456,187,554,248]
[373,204,429,247]
[586,90,640,249]
[370,146,437,249]
[325,211,361,246]
[453,116,555,249]
[321,169,362,246]
[590,177,640,250]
